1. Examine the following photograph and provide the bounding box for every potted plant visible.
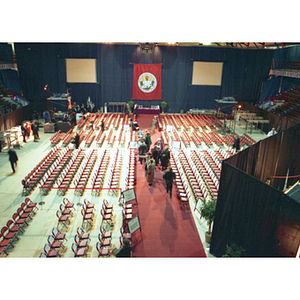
[222,243,246,257]
[160,101,167,113]
[199,199,216,244]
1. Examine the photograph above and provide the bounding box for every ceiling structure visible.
[112,42,300,49]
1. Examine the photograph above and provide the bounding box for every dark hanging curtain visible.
[15,43,274,113]
[210,123,300,257]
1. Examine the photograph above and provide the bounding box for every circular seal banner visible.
[138,72,157,93]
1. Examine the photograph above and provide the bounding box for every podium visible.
[43,123,55,133]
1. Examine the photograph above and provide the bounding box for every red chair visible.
[7,219,24,235]
[56,210,69,229]
[98,233,111,247]
[1,226,19,243]
[59,203,73,216]
[84,199,95,211]
[44,243,60,258]
[21,202,35,218]
[103,199,113,210]
[24,197,39,213]
[12,212,28,227]
[71,243,86,257]
[96,241,109,257]
[48,235,64,249]
[120,226,131,240]
[77,227,90,241]
[101,208,112,226]
[62,197,75,211]
[52,227,68,243]
[74,234,89,250]
[81,208,93,228]
[100,225,112,239]
[0,233,11,253]
[17,207,31,223]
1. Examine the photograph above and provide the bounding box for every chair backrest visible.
[44,243,51,254]
[96,241,100,253]
[81,209,85,216]
[98,233,102,242]
[56,210,61,218]
[1,226,7,236]
[17,207,23,216]
[48,235,54,244]
[74,235,79,244]
[12,213,19,222]
[25,197,31,204]
[59,204,65,211]
[21,202,27,210]
[39,252,46,258]
[77,227,83,236]
[52,227,58,236]
[6,220,15,229]
[71,243,77,253]
[63,197,69,205]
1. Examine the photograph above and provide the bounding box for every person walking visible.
[21,124,27,143]
[163,166,176,197]
[8,149,18,173]
[161,146,170,170]
[146,158,156,186]
[232,137,240,152]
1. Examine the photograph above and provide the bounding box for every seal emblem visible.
[138,72,157,93]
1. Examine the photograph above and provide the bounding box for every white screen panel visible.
[66,58,97,83]
[192,61,223,86]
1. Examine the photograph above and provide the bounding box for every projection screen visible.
[192,61,223,86]
[66,58,97,83]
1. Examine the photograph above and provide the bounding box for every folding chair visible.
[71,243,86,258]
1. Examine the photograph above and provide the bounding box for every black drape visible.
[14,43,274,113]
[211,123,300,257]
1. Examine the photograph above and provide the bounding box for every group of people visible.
[136,127,175,196]
[21,121,40,143]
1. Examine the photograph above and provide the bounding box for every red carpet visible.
[131,115,206,257]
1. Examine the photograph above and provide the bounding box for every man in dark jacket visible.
[163,167,176,197]
[8,149,18,173]
[138,139,147,164]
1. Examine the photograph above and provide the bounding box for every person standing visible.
[138,139,147,164]
[232,137,240,152]
[145,130,152,151]
[267,127,277,136]
[146,158,156,186]
[21,124,27,143]
[8,149,18,173]
[161,146,170,170]
[163,166,176,197]
[74,133,80,149]
[150,115,157,131]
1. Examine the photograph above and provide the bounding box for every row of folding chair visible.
[201,149,222,179]
[0,198,38,256]
[40,226,69,258]
[56,198,75,230]
[50,130,65,145]
[84,128,96,147]
[49,130,62,143]
[39,147,74,195]
[190,150,218,200]
[169,151,190,204]
[109,149,123,189]
[61,129,74,146]
[22,147,60,195]
[124,149,136,190]
[177,150,204,201]
[91,149,110,196]
[56,149,85,196]
[74,149,97,196]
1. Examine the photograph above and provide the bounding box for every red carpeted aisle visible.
[131,115,206,257]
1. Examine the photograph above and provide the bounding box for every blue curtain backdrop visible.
[14,43,274,113]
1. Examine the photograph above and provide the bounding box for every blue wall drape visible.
[14,43,274,113]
